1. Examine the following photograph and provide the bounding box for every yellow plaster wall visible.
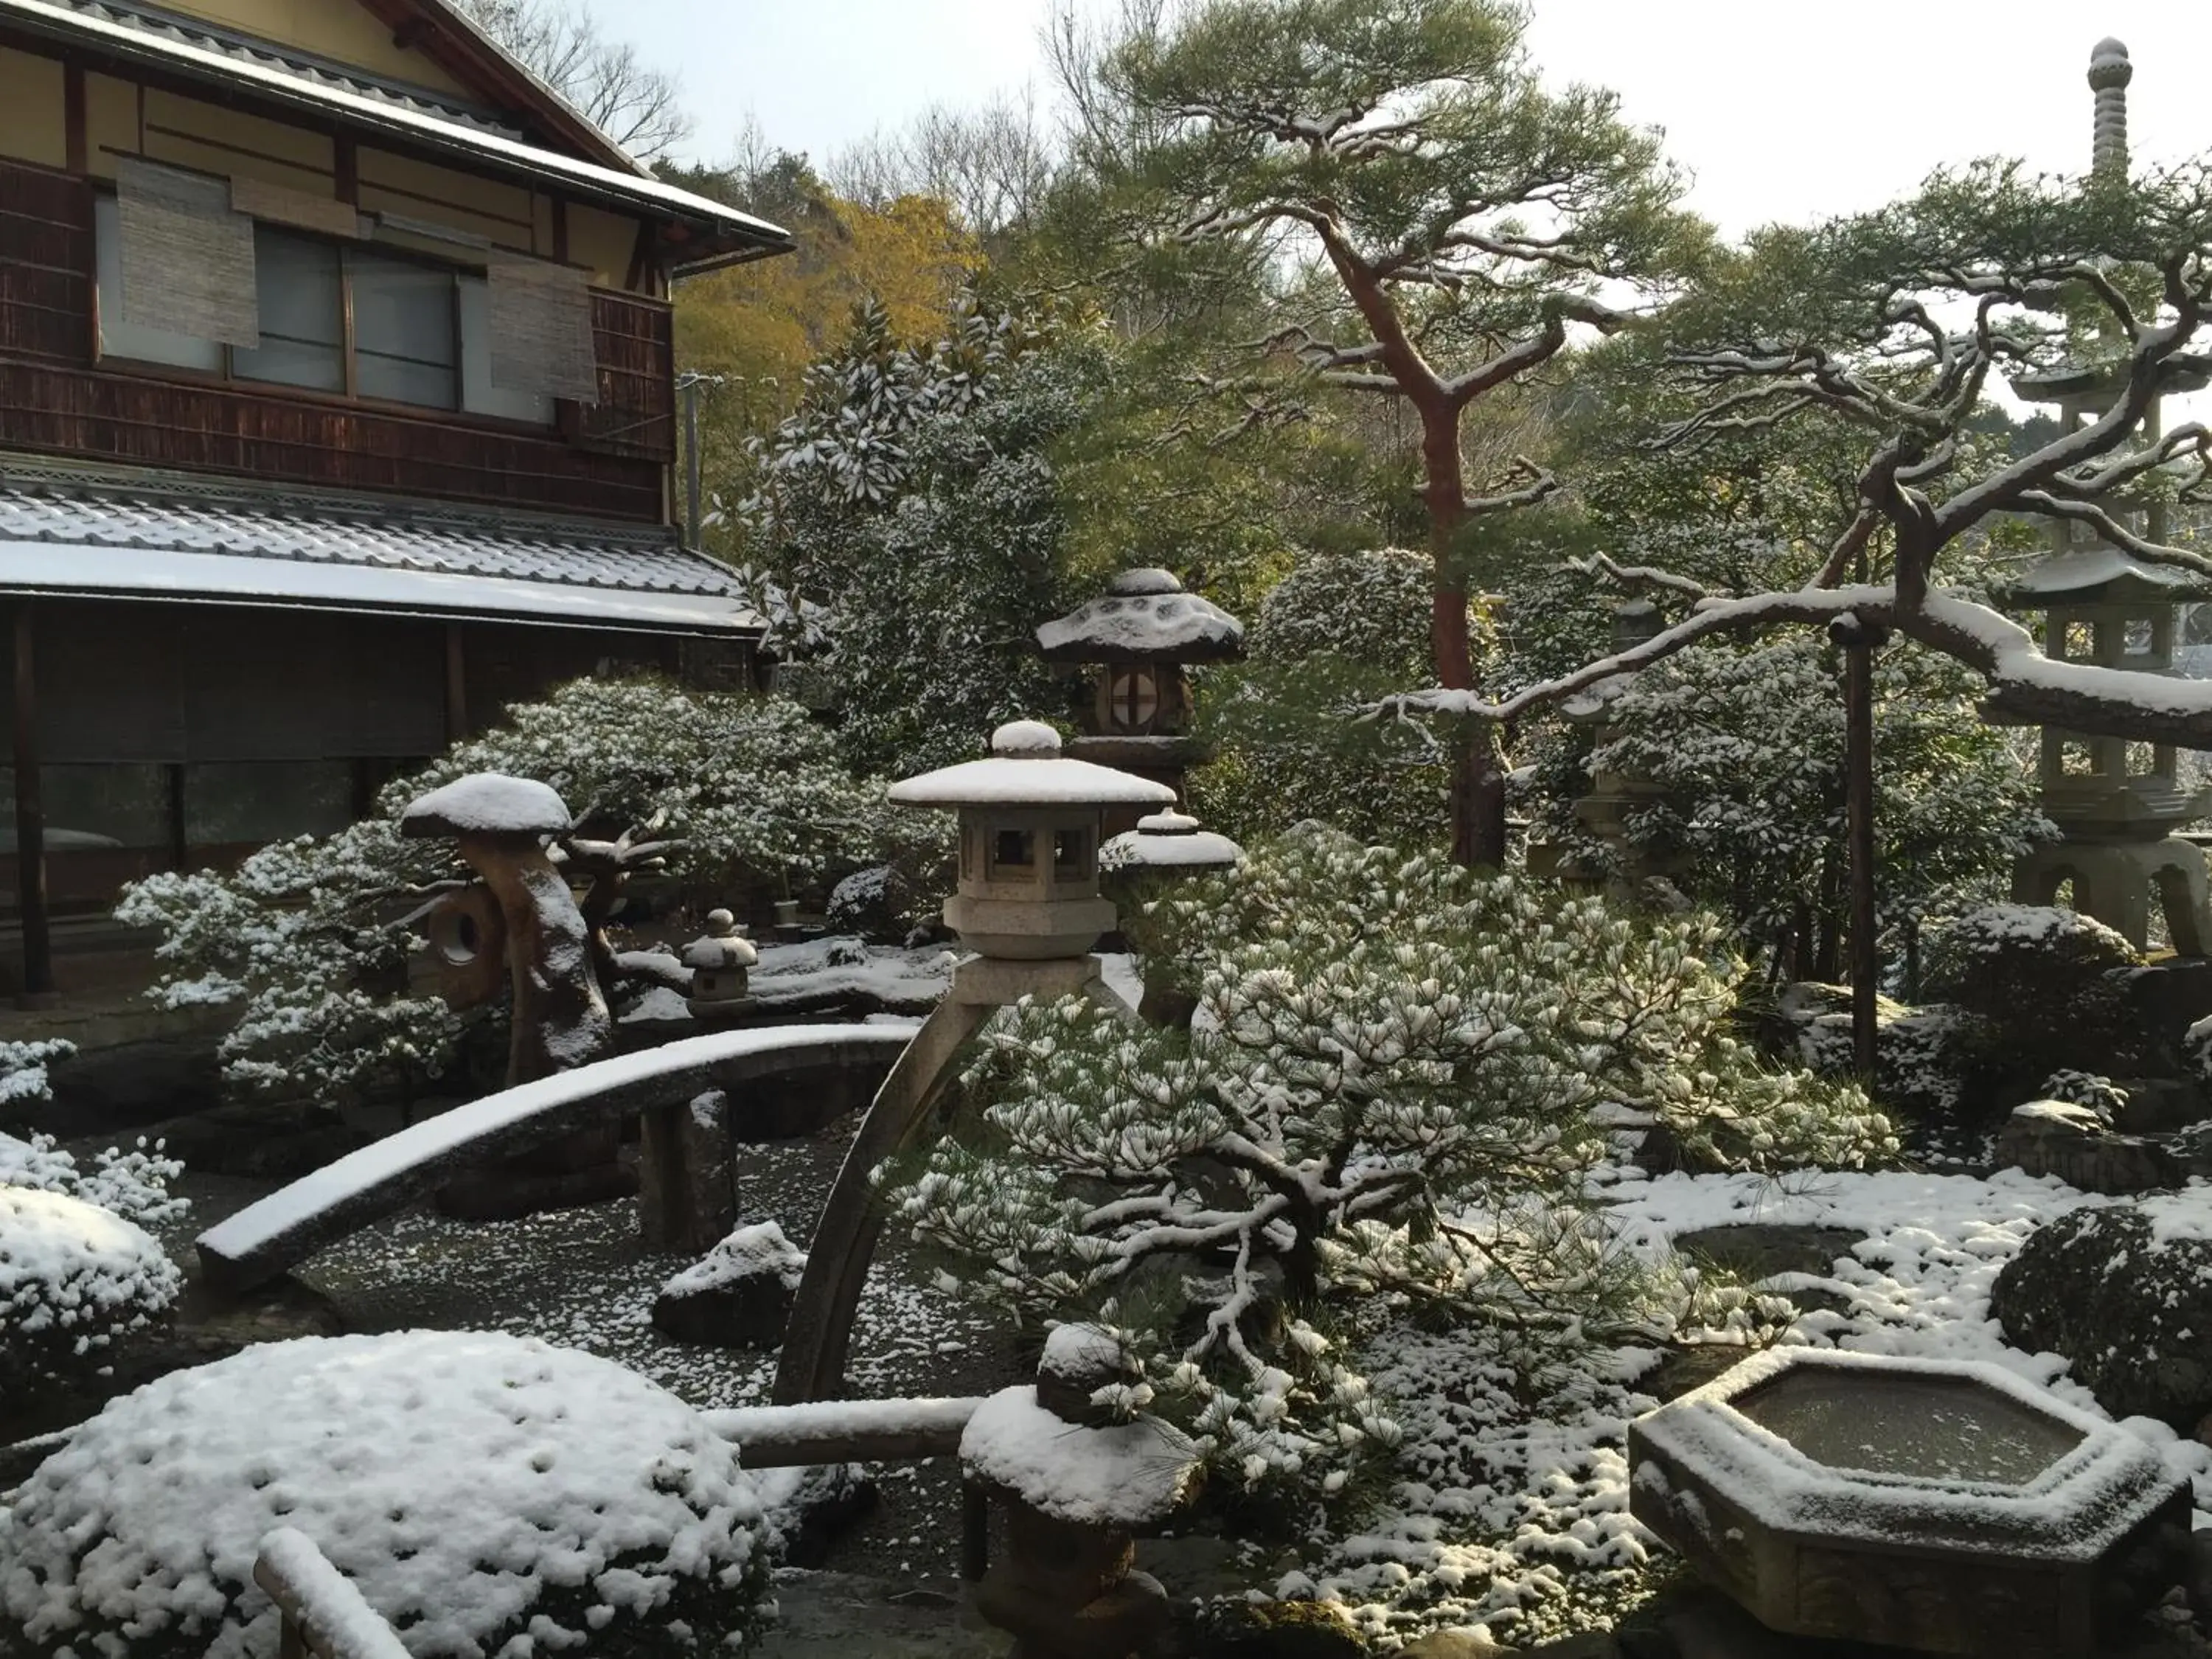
[358,145,538,253]
[0,46,66,169]
[83,74,138,179]
[152,0,475,99]
[567,202,642,290]
[143,88,335,194]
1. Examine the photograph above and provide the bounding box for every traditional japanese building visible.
[0,0,792,1001]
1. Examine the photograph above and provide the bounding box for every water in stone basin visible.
[1733,1370,2085,1484]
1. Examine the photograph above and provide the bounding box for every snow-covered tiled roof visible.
[0,466,762,634]
[49,0,526,138]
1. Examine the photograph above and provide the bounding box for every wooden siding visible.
[579,289,675,463]
[0,159,90,363]
[0,157,671,521]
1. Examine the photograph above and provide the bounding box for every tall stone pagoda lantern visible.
[1035,568,1244,825]
[2004,37,2212,953]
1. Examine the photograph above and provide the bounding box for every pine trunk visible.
[1425,416,1506,868]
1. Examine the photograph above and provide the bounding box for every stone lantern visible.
[681,908,757,1023]
[1035,568,1243,824]
[1099,810,1243,875]
[1528,599,1674,895]
[888,720,1176,960]
[1997,38,2212,953]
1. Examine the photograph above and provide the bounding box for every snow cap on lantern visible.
[889,720,1175,959]
[1100,810,1242,874]
[1037,569,1242,758]
[682,908,759,1021]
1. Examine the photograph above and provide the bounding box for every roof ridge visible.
[63,0,524,136]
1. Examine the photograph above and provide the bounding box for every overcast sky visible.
[593,1,2212,237]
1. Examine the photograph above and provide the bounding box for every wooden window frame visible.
[88,188,552,434]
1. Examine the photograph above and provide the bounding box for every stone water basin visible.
[1628,1349,2188,1658]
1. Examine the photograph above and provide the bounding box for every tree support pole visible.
[774,954,1116,1405]
[1830,611,1885,1080]
[12,603,55,1007]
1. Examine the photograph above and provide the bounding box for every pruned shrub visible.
[880,826,1893,1503]
[0,1186,180,1400]
[1921,904,2146,1087]
[0,1331,775,1658]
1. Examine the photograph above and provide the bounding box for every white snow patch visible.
[960,1385,1199,1526]
[400,773,571,837]
[661,1221,806,1299]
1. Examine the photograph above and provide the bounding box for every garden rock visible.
[652,1220,807,1349]
[1398,1630,1512,1659]
[1990,1199,2212,1427]
[1187,1597,1370,1658]
[1994,1100,2183,1194]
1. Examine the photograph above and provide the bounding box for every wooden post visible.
[1829,612,1885,1079]
[12,604,55,1006]
[442,622,467,745]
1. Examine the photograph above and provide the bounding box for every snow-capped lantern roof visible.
[400,773,572,840]
[1997,546,2212,606]
[1101,810,1242,873]
[1035,569,1245,664]
[888,722,1179,810]
[681,909,759,973]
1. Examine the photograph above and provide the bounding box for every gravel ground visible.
[44,1106,1026,1611]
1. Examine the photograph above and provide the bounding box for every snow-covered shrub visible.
[880,825,1891,1499]
[1777,984,1969,1116]
[1920,903,2146,1087]
[2037,1069,2128,1123]
[0,1331,775,1658]
[0,1038,186,1229]
[0,1130,186,1226]
[0,1036,70,1114]
[1193,548,1481,846]
[737,296,1091,777]
[116,680,914,1103]
[0,1186,180,1399]
[1527,635,2050,970]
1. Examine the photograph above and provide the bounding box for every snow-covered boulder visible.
[824,863,924,942]
[1990,1197,2212,1428]
[0,1186,179,1397]
[652,1221,807,1349]
[0,1331,775,1658]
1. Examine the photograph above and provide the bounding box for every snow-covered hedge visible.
[0,1332,775,1659]
[1193,547,1474,846]
[0,1186,180,1399]
[1,1129,186,1227]
[116,678,917,1103]
[1526,634,2050,964]
[881,825,1893,1500]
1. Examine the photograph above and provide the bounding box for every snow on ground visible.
[1307,1167,2212,1646]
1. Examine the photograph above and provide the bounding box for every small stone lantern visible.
[1099,810,1243,874]
[1036,568,1243,824]
[961,1324,1200,1659]
[681,909,758,1023]
[887,720,1176,959]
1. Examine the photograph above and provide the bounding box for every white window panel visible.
[93,194,223,372]
[352,249,458,409]
[459,275,554,425]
